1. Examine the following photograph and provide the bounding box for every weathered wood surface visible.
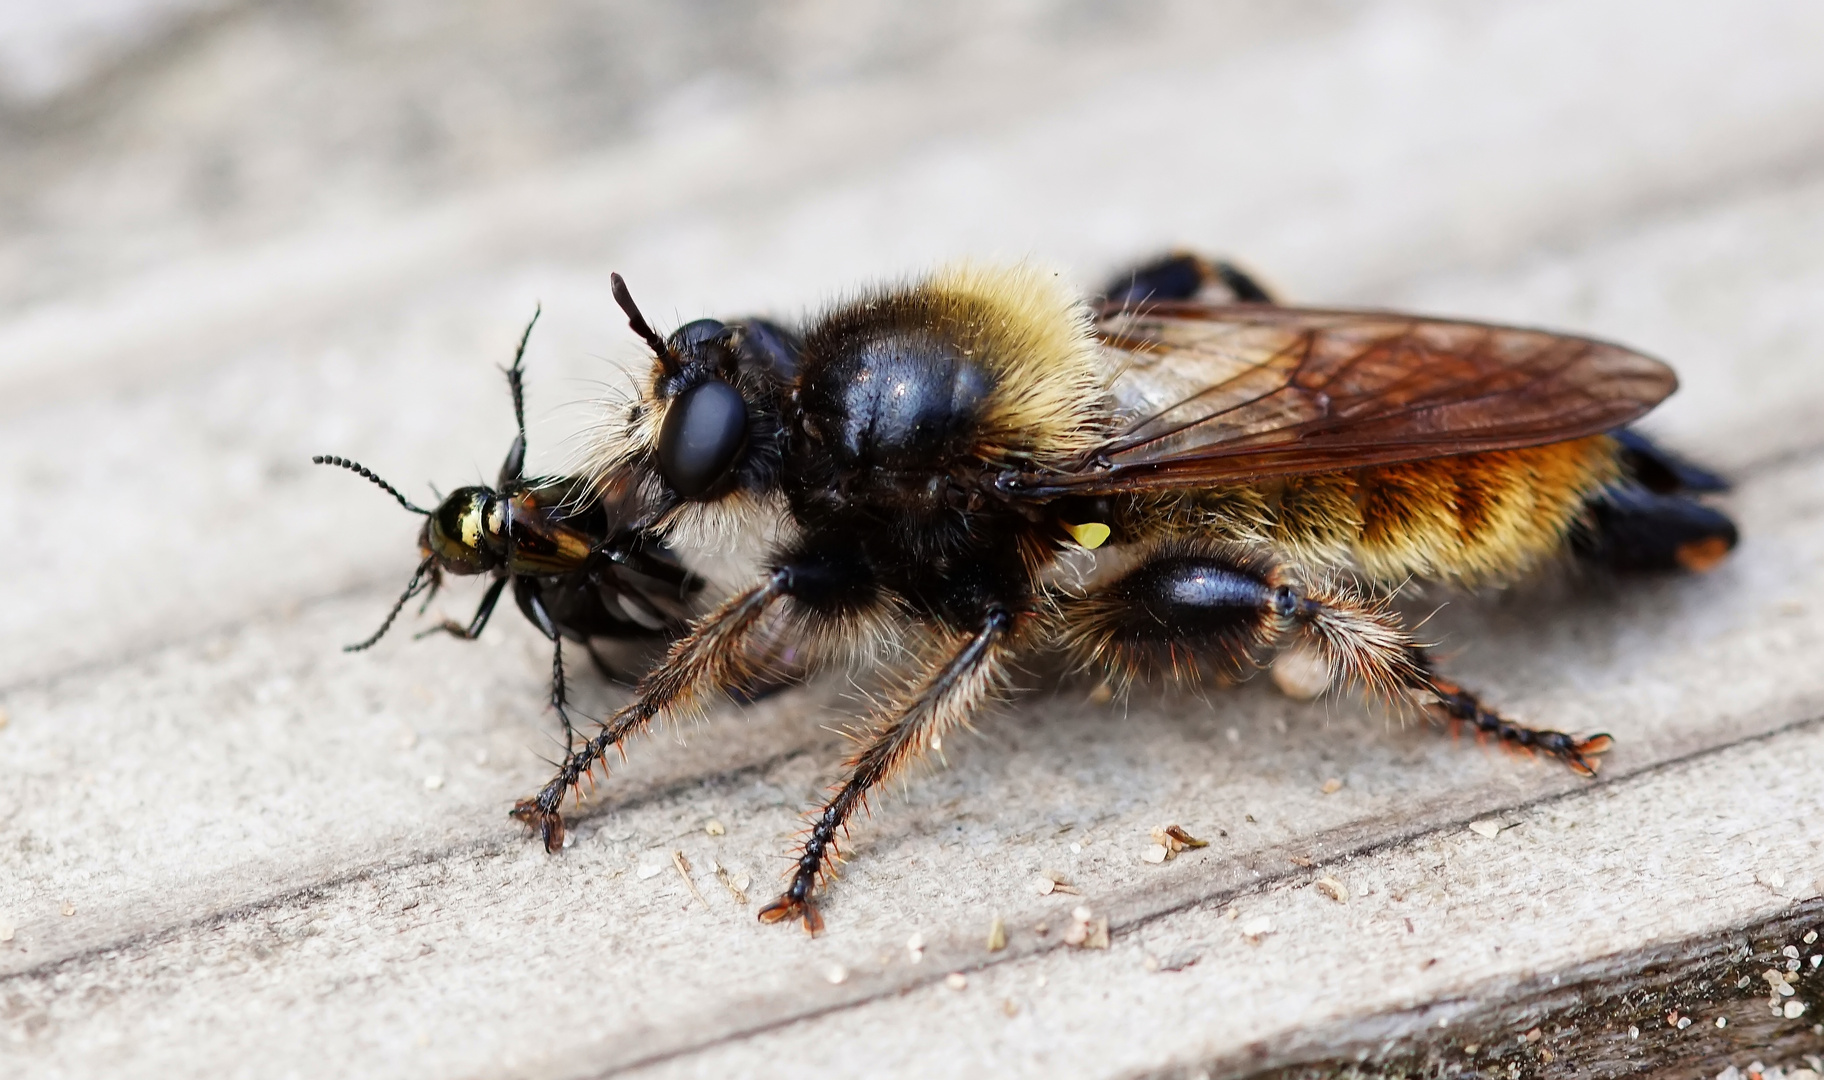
[3,3,1823,1077]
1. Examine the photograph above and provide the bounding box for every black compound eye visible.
[657,379,749,497]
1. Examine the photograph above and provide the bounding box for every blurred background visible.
[5,0,1823,688]
[4,3,1824,1076]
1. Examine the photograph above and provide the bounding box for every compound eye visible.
[657,379,749,498]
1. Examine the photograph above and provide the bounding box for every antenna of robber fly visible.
[344,554,437,652]
[610,272,680,377]
[312,455,433,515]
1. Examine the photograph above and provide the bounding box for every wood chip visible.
[0,919,14,942]
[1270,645,1331,701]
[1241,916,1273,940]
[986,917,1006,952]
[945,973,967,991]
[703,819,725,836]
[1315,876,1349,903]
[1062,906,1108,949]
[824,964,847,985]
[1146,825,1208,863]
[671,851,709,910]
[712,862,749,905]
[1467,819,1502,839]
[60,902,74,917]
[1320,777,1343,795]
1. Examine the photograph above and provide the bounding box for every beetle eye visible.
[657,379,749,498]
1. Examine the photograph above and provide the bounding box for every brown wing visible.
[1008,301,1675,495]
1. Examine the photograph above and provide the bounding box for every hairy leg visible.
[1101,250,1277,307]
[511,568,797,850]
[1059,546,1612,774]
[758,607,1017,933]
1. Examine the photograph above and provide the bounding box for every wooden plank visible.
[3,2,1824,1078]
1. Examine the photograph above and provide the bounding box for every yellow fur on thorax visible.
[919,262,1108,469]
[1178,436,1621,587]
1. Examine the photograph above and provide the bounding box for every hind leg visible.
[1101,251,1277,306]
[1059,547,1613,774]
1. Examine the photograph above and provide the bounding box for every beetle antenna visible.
[313,455,433,515]
[346,555,437,652]
[610,272,679,376]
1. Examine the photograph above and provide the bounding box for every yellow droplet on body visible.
[1063,521,1111,550]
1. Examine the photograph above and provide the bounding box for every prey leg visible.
[512,568,798,850]
[418,576,507,641]
[759,607,1017,933]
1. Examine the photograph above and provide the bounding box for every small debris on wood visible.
[1288,855,1315,867]
[1320,777,1343,795]
[423,775,444,791]
[1717,1017,1728,1028]
[824,964,847,985]
[1315,876,1349,903]
[1031,870,1078,895]
[1467,819,1502,839]
[1522,1027,1542,1043]
[1143,825,1207,864]
[1271,645,1331,701]
[1806,930,1819,945]
[1666,1011,1680,1028]
[1786,945,1801,958]
[1787,1001,1809,1019]
[0,705,10,729]
[636,854,666,880]
[671,851,709,910]
[711,861,749,905]
[906,933,925,963]
[1628,1026,1639,1039]
[945,972,967,991]
[986,917,1006,952]
[1086,681,1113,704]
[0,918,14,942]
[1063,906,1108,949]
[1241,916,1273,942]
[1001,998,1019,1017]
[703,819,725,836]
[60,902,74,917]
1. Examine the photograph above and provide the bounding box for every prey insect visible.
[315,310,704,745]
[514,253,1737,932]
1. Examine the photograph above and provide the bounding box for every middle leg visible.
[758,606,1018,933]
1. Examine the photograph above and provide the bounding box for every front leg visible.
[758,606,1018,933]
[511,545,860,850]
[418,575,507,641]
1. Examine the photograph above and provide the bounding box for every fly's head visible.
[595,273,793,552]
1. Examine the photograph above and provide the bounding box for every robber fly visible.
[512,253,1737,931]
[315,311,704,744]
